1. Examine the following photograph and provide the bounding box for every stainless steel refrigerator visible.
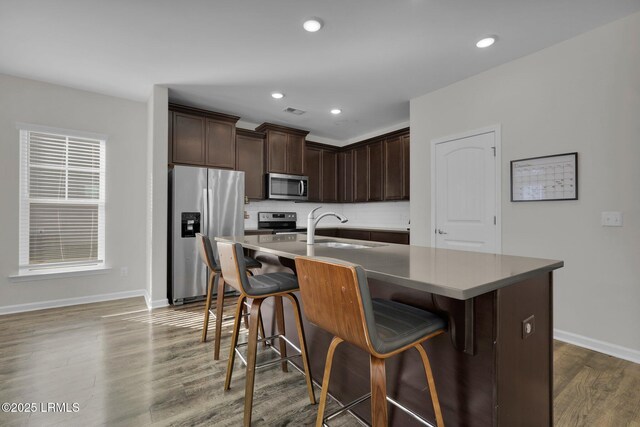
[169,165,245,305]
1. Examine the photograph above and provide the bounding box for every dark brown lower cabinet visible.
[339,229,371,241]
[369,231,409,245]
[315,228,339,238]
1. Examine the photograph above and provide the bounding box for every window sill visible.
[8,265,112,282]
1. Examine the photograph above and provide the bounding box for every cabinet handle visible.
[437,229,448,235]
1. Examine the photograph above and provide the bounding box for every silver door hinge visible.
[491,146,496,157]
[494,216,497,225]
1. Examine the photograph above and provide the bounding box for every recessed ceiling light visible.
[271,92,284,99]
[303,18,323,32]
[330,108,342,115]
[476,37,496,48]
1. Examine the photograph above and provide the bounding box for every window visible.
[18,125,106,273]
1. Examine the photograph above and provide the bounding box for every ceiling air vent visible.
[283,107,306,115]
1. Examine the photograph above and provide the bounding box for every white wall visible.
[410,12,640,356]
[0,73,148,312]
[244,200,409,230]
[145,86,169,308]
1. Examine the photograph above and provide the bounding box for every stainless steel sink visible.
[302,239,386,249]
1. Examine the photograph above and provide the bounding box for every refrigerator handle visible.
[202,188,208,235]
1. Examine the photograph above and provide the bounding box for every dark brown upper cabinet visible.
[304,146,322,202]
[172,112,206,165]
[353,146,368,202]
[322,150,338,202]
[368,141,384,201]
[169,103,240,169]
[256,123,309,175]
[236,128,265,200]
[384,136,405,200]
[402,133,410,199]
[205,118,236,169]
[337,150,354,203]
[305,143,338,203]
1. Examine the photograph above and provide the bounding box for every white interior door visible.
[432,129,500,253]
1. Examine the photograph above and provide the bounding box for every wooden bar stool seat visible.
[217,241,316,426]
[295,256,447,427]
[196,233,262,360]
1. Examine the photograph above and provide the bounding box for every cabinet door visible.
[172,112,205,165]
[266,130,288,173]
[368,141,384,201]
[402,134,410,200]
[353,146,368,202]
[315,228,338,237]
[205,119,236,169]
[338,150,354,203]
[322,150,338,202]
[236,134,265,199]
[370,231,410,245]
[339,229,370,241]
[287,134,305,175]
[305,147,322,202]
[384,136,403,200]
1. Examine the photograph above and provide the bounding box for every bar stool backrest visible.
[196,233,217,270]
[295,256,377,354]
[217,241,251,295]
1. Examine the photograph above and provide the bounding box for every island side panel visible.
[496,272,553,427]
[251,251,500,426]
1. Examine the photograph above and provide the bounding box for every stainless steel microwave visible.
[266,173,308,201]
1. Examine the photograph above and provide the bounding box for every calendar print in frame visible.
[511,152,578,202]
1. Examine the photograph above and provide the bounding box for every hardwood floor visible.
[0,297,638,426]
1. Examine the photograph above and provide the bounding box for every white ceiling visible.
[1,0,639,144]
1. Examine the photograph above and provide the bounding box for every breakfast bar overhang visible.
[217,233,564,427]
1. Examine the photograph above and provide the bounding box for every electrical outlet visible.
[522,315,535,339]
[120,267,128,277]
[601,211,623,227]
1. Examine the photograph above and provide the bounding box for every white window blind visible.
[19,126,106,271]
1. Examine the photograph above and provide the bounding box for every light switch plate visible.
[601,211,623,227]
[522,315,535,339]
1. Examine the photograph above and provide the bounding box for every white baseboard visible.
[143,290,169,310]
[0,289,147,316]
[554,329,640,365]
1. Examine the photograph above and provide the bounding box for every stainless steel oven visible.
[266,173,308,201]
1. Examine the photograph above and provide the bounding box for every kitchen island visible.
[217,233,563,426]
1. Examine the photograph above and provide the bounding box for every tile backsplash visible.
[244,200,409,229]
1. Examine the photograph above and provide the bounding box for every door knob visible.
[437,229,448,235]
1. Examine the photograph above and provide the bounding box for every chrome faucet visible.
[307,207,348,245]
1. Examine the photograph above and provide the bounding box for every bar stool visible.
[196,233,263,360]
[294,256,447,427]
[217,241,316,426]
